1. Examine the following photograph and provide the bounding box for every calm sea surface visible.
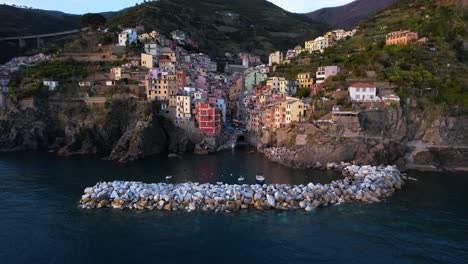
[0,149,467,264]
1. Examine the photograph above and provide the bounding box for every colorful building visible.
[195,102,222,134]
[297,73,314,89]
[386,30,419,45]
[176,70,187,89]
[118,28,137,46]
[268,51,283,66]
[145,69,177,101]
[305,37,330,53]
[348,83,379,102]
[285,98,309,124]
[316,66,340,84]
[176,94,192,120]
[158,55,175,73]
[141,53,156,69]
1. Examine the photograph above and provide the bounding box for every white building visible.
[349,83,379,102]
[216,98,227,123]
[78,81,95,87]
[268,51,283,66]
[171,30,186,43]
[266,77,285,93]
[43,80,59,91]
[176,95,191,120]
[316,66,340,83]
[305,37,330,53]
[332,29,347,41]
[118,28,137,46]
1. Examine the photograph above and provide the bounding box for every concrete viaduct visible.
[0,29,83,48]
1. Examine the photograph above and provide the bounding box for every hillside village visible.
[0,0,466,169]
[0,25,410,134]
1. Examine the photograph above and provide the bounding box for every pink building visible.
[195,76,207,90]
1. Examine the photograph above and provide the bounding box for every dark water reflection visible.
[0,150,467,263]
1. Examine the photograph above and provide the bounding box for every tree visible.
[295,88,310,98]
[80,13,106,30]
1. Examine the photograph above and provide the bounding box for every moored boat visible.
[256,173,265,185]
[165,175,173,180]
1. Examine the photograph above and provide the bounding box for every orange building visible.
[386,30,419,45]
[176,70,186,89]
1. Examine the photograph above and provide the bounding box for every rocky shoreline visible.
[80,164,405,212]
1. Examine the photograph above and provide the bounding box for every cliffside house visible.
[348,83,379,102]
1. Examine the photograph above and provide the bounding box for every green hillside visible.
[106,0,328,59]
[0,5,79,37]
[276,0,468,107]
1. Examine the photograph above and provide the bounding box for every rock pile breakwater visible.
[80,165,405,212]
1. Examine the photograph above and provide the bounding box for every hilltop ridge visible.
[106,0,328,59]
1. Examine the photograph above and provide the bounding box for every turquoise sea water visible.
[0,149,467,263]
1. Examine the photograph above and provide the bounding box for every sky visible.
[1,0,355,14]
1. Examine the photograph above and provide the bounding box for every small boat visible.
[256,173,265,185]
[216,181,223,185]
[248,150,256,154]
[165,175,173,180]
[238,176,245,182]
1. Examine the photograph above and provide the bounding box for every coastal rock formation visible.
[0,99,51,152]
[255,105,467,171]
[0,96,197,161]
[80,165,405,212]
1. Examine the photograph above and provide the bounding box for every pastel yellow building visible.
[297,72,314,89]
[285,98,309,123]
[141,53,155,69]
[146,74,177,101]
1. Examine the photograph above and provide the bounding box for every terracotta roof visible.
[158,55,171,61]
[350,83,376,88]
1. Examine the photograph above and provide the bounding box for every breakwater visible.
[80,164,405,212]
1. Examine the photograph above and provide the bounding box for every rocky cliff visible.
[255,102,467,172]
[0,96,196,163]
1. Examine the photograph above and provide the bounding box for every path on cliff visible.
[329,133,468,149]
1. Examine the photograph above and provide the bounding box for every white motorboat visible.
[256,173,265,185]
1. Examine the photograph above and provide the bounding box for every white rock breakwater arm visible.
[80,165,405,212]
